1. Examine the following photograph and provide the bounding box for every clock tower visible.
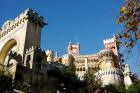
[67,42,80,56]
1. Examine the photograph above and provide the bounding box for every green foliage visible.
[59,55,86,92]
[125,81,140,93]
[63,55,76,78]
[0,70,13,92]
[101,81,140,93]
[117,0,140,52]
[131,74,139,83]
[84,70,102,93]
[103,84,125,93]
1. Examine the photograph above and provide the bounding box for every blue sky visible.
[0,0,123,55]
[2,0,139,73]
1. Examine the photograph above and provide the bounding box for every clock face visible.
[68,45,79,55]
[72,48,77,53]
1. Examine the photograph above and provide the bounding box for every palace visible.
[62,35,132,88]
[0,8,133,92]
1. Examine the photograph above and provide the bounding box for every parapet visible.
[25,46,37,54]
[25,46,45,54]
[0,8,47,40]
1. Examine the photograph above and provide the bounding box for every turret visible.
[95,49,124,87]
[123,63,132,89]
[46,49,53,62]
[77,42,80,51]
[124,64,131,76]
[54,51,60,62]
[0,8,47,68]
[24,46,46,72]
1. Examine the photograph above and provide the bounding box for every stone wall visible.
[14,64,60,93]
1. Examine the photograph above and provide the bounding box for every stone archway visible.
[0,39,17,69]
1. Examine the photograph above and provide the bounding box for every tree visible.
[117,0,140,53]
[61,55,79,92]
[125,81,140,93]
[63,55,76,78]
[103,84,125,93]
[117,0,140,78]
[0,70,12,93]
[84,69,102,93]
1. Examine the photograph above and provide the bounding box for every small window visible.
[80,68,82,71]
[77,68,79,71]
[83,67,85,71]
[26,55,31,68]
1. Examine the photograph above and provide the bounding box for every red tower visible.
[103,34,118,56]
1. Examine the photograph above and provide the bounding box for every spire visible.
[76,32,78,43]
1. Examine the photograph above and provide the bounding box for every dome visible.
[98,49,114,59]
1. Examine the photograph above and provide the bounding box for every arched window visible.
[77,68,79,71]
[36,55,43,71]
[83,67,85,71]
[80,68,82,71]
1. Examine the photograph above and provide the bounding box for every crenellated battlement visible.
[25,46,37,54]
[25,46,46,55]
[97,68,123,76]
[0,8,47,40]
[95,68,124,81]
[103,38,114,45]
